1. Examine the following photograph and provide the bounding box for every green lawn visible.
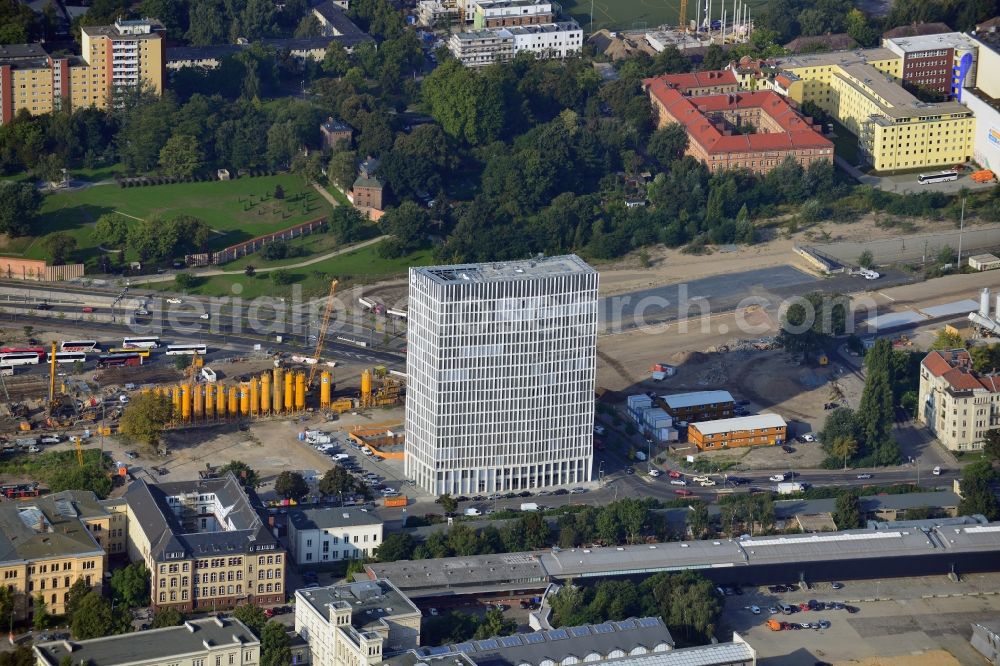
[560,0,770,31]
[5,174,333,268]
[147,242,435,299]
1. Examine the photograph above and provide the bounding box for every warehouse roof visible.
[689,413,786,435]
[660,390,733,410]
[589,639,755,666]
[288,506,382,531]
[34,617,257,666]
[367,552,547,589]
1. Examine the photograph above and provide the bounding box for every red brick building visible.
[644,76,834,174]
[644,69,739,96]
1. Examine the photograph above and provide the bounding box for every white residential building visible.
[404,255,598,495]
[509,21,583,58]
[468,0,557,28]
[286,507,383,565]
[448,28,514,67]
[918,348,1000,451]
[295,580,421,666]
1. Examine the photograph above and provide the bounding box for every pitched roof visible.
[784,33,857,53]
[643,83,833,157]
[922,349,1000,393]
[0,491,107,563]
[643,69,737,93]
[690,413,786,436]
[883,22,952,39]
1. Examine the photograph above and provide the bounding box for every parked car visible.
[932,466,942,475]
[166,298,183,304]
[648,469,661,477]
[748,605,761,614]
[667,470,682,479]
[699,479,716,487]
[674,489,694,497]
[670,479,687,486]
[569,487,586,494]
[831,581,844,589]
[856,473,872,479]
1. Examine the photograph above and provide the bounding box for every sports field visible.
[1,175,332,267]
[561,0,769,33]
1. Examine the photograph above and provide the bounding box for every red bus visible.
[1,483,40,498]
[0,346,45,358]
[96,353,142,369]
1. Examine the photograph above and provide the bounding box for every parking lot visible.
[718,574,1000,664]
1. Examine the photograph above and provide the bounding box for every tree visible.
[379,201,430,258]
[93,213,130,249]
[833,491,863,529]
[119,392,174,450]
[930,327,963,350]
[175,273,199,290]
[438,493,458,514]
[323,42,352,76]
[830,434,858,470]
[270,269,294,285]
[233,603,267,635]
[778,291,847,354]
[218,461,261,488]
[937,244,956,265]
[647,124,689,170]
[187,0,226,45]
[473,608,517,639]
[65,578,92,620]
[71,592,114,639]
[984,429,1000,462]
[261,621,291,666]
[857,250,874,268]
[275,471,309,501]
[328,149,357,191]
[958,461,999,520]
[375,533,415,562]
[43,232,77,265]
[32,594,49,631]
[151,607,186,628]
[159,134,203,177]
[244,264,257,277]
[0,181,42,236]
[857,339,900,465]
[0,587,14,628]
[688,502,710,538]
[274,184,284,200]
[110,562,150,609]
[318,465,354,497]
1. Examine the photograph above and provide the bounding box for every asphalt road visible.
[599,265,914,332]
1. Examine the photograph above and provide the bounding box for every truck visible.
[520,502,540,512]
[775,482,806,495]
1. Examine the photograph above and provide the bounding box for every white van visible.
[464,507,482,516]
[932,466,942,475]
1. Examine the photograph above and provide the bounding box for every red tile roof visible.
[645,70,737,93]
[643,83,833,156]
[923,349,1000,393]
[922,349,971,377]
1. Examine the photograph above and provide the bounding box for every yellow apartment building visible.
[0,491,113,621]
[123,474,286,612]
[775,48,975,172]
[0,18,163,125]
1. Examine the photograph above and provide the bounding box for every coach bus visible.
[121,336,160,349]
[917,170,958,184]
[0,352,42,366]
[53,352,88,364]
[96,353,143,369]
[165,344,208,356]
[60,340,99,352]
[108,347,151,358]
[0,346,45,359]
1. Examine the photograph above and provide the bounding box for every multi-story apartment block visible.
[645,76,833,174]
[918,349,1000,451]
[508,21,583,58]
[659,390,734,423]
[123,474,286,612]
[294,580,421,666]
[0,18,164,124]
[0,491,112,620]
[287,507,384,566]
[405,255,598,495]
[688,414,787,450]
[883,32,979,99]
[35,616,260,666]
[470,0,557,29]
[448,28,515,68]
[775,48,975,172]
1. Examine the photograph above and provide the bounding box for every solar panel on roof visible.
[454,644,475,654]
[570,627,591,637]
[637,618,660,628]
[592,623,615,634]
[616,619,636,630]
[499,636,522,648]
[546,629,568,640]
[476,640,500,650]
[427,647,451,656]
[522,634,545,645]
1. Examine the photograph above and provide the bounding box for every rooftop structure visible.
[34,616,259,666]
[644,79,833,174]
[409,618,675,666]
[687,413,785,436]
[286,506,384,565]
[883,22,953,39]
[405,255,598,495]
[784,33,857,53]
[369,522,1000,597]
[311,0,372,44]
[366,552,548,594]
[647,70,738,95]
[658,391,734,422]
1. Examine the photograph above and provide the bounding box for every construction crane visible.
[49,341,57,403]
[679,0,688,30]
[308,279,339,387]
[75,437,84,467]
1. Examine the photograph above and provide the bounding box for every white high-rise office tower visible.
[404,255,598,495]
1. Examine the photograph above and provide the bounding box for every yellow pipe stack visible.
[320,371,332,408]
[272,367,284,414]
[250,378,259,416]
[228,385,237,415]
[193,385,204,420]
[284,371,294,412]
[205,384,215,419]
[295,372,306,411]
[260,372,271,414]
[239,382,250,415]
[181,384,191,421]
[172,386,181,417]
